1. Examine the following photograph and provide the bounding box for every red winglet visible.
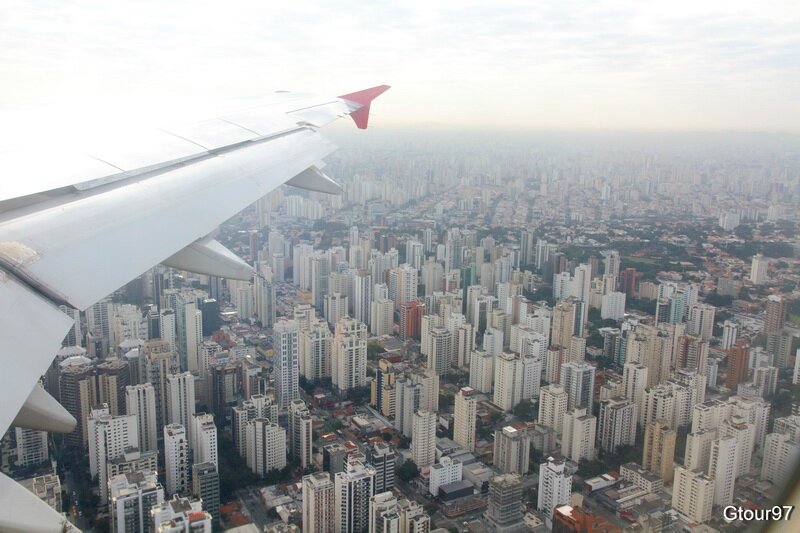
[338,85,391,129]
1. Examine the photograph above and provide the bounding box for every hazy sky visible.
[2,0,799,132]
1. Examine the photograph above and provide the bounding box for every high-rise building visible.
[486,473,526,533]
[126,384,158,453]
[727,338,751,390]
[274,319,300,407]
[427,327,453,375]
[561,408,596,462]
[192,462,220,525]
[709,436,737,506]
[598,397,637,454]
[721,320,739,350]
[164,423,189,497]
[684,429,717,473]
[324,293,349,328]
[494,425,532,475]
[369,491,401,533]
[537,457,572,517]
[559,362,595,411]
[388,264,418,310]
[538,385,568,434]
[672,467,714,524]
[335,458,376,533]
[453,387,478,452]
[642,419,676,482]
[371,298,394,337]
[750,253,768,285]
[88,405,138,504]
[601,292,626,321]
[14,426,48,467]
[494,352,523,412]
[303,471,336,533]
[190,412,217,466]
[311,253,331,311]
[300,318,332,382]
[761,432,800,489]
[332,317,368,393]
[368,440,397,495]
[398,300,425,340]
[687,304,715,341]
[246,418,287,476]
[550,301,575,349]
[59,356,96,448]
[764,294,787,334]
[412,410,437,468]
[254,276,276,329]
[289,400,313,469]
[143,339,179,432]
[95,359,131,416]
[166,372,196,440]
[109,471,164,533]
[469,349,494,393]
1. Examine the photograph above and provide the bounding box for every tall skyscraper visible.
[559,361,595,411]
[143,339,179,432]
[335,458,376,533]
[246,418,287,475]
[191,412,218,466]
[368,441,396,496]
[494,352,523,412]
[59,358,95,448]
[598,397,637,454]
[709,436,737,506]
[672,467,714,524]
[562,408,597,462]
[164,423,189,497]
[166,372,196,440]
[126,383,158,453]
[109,471,165,533]
[453,387,478,452]
[537,457,572,517]
[411,411,437,468]
[538,385,568,435]
[192,462,220,526]
[88,405,138,504]
[274,319,300,407]
[494,425,532,475]
[750,253,768,285]
[727,338,750,390]
[289,400,313,469]
[642,419,676,482]
[486,474,526,533]
[332,317,368,393]
[303,472,335,533]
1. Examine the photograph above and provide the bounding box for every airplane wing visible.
[0,85,389,532]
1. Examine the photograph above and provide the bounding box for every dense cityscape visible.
[4,131,800,533]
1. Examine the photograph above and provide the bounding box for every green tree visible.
[397,460,419,482]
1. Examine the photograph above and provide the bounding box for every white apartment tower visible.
[335,458,376,533]
[537,457,572,516]
[164,423,189,497]
[562,408,597,462]
[289,400,313,469]
[126,383,158,453]
[274,319,300,407]
[88,405,139,504]
[453,387,478,452]
[166,372,196,441]
[411,411,437,468]
[332,317,368,393]
[191,412,218,466]
[493,352,523,411]
[303,472,335,533]
[672,466,714,524]
[538,385,568,434]
[246,418,287,475]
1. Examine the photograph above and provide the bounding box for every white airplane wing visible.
[0,85,389,532]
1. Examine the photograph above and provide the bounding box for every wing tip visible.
[338,85,391,129]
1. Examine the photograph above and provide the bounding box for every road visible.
[62,470,92,532]
[238,487,270,529]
